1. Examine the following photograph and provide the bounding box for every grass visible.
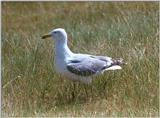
[2,2,159,117]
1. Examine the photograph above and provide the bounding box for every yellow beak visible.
[41,33,51,39]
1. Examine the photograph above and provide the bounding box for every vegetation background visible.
[2,2,159,117]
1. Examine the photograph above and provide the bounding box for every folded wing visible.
[66,54,123,77]
[66,57,107,76]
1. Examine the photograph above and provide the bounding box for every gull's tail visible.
[105,58,125,71]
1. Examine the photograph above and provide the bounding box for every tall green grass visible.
[2,2,159,117]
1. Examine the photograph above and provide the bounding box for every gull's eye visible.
[54,31,58,34]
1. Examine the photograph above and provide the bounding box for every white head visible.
[42,28,67,42]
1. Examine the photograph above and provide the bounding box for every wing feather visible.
[67,58,106,76]
[67,54,123,76]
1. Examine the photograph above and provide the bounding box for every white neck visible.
[54,38,73,60]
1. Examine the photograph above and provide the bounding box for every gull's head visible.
[42,28,67,41]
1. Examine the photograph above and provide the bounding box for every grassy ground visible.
[2,2,159,117]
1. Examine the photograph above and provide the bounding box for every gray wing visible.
[90,55,112,62]
[66,57,107,76]
[90,55,123,66]
[67,54,123,76]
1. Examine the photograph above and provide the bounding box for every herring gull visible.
[42,28,124,84]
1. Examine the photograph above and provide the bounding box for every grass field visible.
[2,2,159,117]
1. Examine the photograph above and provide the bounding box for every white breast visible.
[54,57,67,74]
